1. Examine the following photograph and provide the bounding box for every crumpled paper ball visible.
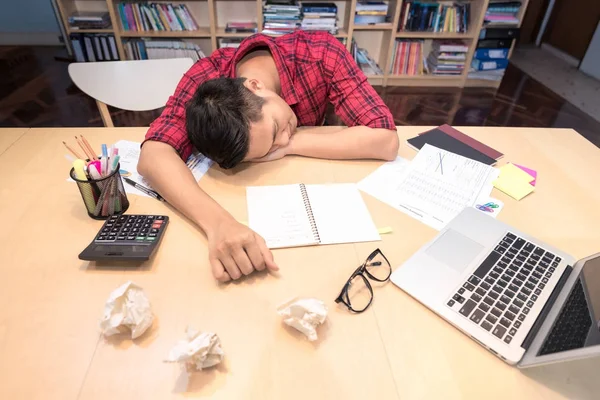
[99,281,154,339]
[277,297,328,341]
[165,327,225,370]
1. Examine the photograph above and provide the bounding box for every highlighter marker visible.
[73,159,96,214]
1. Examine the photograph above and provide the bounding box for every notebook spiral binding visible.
[299,183,321,243]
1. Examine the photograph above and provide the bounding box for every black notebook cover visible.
[407,129,497,165]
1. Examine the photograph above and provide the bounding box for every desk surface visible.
[0,127,28,155]
[0,126,599,400]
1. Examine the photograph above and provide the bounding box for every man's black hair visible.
[186,77,266,169]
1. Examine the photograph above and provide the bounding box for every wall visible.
[0,0,62,45]
[580,22,600,81]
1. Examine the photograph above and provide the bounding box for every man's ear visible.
[243,78,265,95]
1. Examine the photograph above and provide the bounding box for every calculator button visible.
[138,233,147,237]
[146,237,156,241]
[149,233,157,237]
[152,223,162,229]
[147,215,155,220]
[118,216,127,222]
[100,232,108,236]
[108,232,117,236]
[117,236,126,240]
[156,216,165,220]
[97,236,106,241]
[122,228,130,233]
[127,236,136,240]
[115,223,123,228]
[109,215,118,220]
[141,228,149,234]
[151,228,159,233]
[143,223,151,228]
[105,236,116,241]
[134,223,142,228]
[105,223,114,227]
[135,237,146,242]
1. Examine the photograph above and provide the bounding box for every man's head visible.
[186,77,297,169]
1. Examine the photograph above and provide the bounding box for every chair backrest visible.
[68,58,194,112]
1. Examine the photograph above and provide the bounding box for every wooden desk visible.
[0,127,599,400]
[0,127,28,155]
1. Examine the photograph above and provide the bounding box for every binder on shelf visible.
[477,39,514,49]
[479,27,519,40]
[474,48,509,60]
[472,58,509,71]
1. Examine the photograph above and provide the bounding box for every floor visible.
[0,45,599,149]
[510,45,600,124]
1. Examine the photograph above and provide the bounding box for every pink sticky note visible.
[515,164,537,186]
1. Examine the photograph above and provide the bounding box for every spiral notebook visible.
[247,183,381,249]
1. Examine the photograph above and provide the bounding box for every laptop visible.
[391,206,600,367]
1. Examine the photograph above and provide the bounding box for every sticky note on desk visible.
[498,163,535,184]
[493,163,536,200]
[514,164,537,186]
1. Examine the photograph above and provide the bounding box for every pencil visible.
[80,135,98,161]
[63,141,85,159]
[75,136,94,161]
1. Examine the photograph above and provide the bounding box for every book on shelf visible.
[484,1,521,26]
[68,11,111,30]
[219,38,244,49]
[351,39,383,75]
[70,34,119,62]
[391,40,423,76]
[398,1,470,33]
[263,0,301,34]
[425,41,468,76]
[117,2,199,32]
[225,22,258,34]
[124,39,206,61]
[354,1,389,25]
[479,27,519,40]
[300,2,338,34]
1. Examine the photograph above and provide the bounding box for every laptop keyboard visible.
[447,232,561,345]
[539,279,591,355]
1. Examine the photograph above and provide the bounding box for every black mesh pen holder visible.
[70,162,130,220]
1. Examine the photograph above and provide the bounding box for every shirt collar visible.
[229,34,298,106]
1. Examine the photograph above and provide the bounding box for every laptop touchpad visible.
[426,229,484,273]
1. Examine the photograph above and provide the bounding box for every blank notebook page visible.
[304,183,380,245]
[247,184,318,249]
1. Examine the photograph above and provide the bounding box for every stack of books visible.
[219,38,244,49]
[354,1,389,25]
[390,40,424,76]
[350,39,384,75]
[123,39,205,61]
[424,41,468,76]
[398,2,470,33]
[68,11,111,30]
[70,34,119,62]
[484,1,521,25]
[300,2,338,34]
[262,0,301,35]
[117,2,199,32]
[225,22,258,34]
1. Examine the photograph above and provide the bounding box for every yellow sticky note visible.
[377,227,393,234]
[493,177,535,201]
[498,163,535,183]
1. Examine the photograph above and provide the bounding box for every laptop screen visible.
[538,255,600,355]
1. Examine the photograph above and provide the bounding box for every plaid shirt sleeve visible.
[322,36,395,130]
[143,59,221,161]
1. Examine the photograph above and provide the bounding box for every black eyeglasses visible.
[335,248,392,313]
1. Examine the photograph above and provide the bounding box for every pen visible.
[123,178,165,201]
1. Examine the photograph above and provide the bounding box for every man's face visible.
[244,89,298,161]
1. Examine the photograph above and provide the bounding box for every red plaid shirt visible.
[144,31,395,161]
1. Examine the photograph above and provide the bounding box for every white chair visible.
[68,58,194,127]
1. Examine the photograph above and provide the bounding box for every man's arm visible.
[286,126,398,161]
[138,141,278,281]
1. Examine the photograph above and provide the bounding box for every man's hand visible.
[207,217,279,282]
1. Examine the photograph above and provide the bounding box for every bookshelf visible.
[56,0,529,88]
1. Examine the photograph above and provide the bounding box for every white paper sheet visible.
[113,140,213,198]
[358,147,499,230]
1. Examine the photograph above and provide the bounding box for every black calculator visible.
[78,214,169,262]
